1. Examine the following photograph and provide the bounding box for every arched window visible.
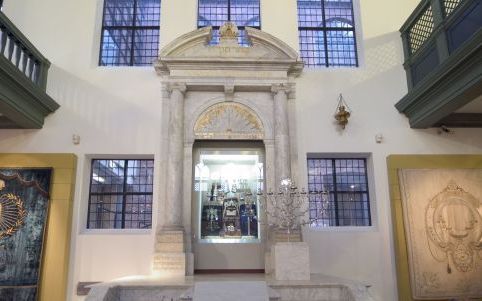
[198,0,261,46]
[298,0,358,67]
[99,0,161,66]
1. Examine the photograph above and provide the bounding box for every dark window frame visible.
[87,158,154,229]
[197,0,261,46]
[307,157,371,227]
[297,0,359,67]
[99,0,161,66]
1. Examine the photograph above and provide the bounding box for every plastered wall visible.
[1,1,482,300]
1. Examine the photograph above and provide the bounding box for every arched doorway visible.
[190,102,267,271]
[192,140,265,271]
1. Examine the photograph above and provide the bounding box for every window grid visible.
[197,0,260,46]
[297,0,358,67]
[87,159,154,229]
[307,158,371,227]
[99,0,160,66]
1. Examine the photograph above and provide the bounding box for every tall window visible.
[87,159,154,229]
[198,0,260,46]
[298,0,358,67]
[99,0,161,66]
[307,158,371,226]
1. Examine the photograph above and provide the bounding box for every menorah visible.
[245,178,329,241]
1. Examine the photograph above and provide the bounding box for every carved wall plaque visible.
[194,102,264,140]
[399,169,482,299]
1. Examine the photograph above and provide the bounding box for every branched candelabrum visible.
[245,178,329,242]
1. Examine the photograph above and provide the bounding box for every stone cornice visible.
[245,27,299,60]
[155,25,304,78]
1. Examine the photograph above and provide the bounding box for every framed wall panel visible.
[0,168,52,300]
[0,154,77,301]
[387,155,482,301]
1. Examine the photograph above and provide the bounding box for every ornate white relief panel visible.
[399,169,482,299]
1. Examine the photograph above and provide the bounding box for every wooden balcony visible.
[0,10,59,129]
[396,0,482,128]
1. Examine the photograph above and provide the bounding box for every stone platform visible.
[85,274,374,301]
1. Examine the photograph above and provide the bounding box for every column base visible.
[161,225,185,232]
[153,252,186,277]
[153,230,190,277]
[272,242,310,281]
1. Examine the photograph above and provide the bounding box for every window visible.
[297,0,358,67]
[87,159,154,229]
[307,158,371,226]
[99,0,161,66]
[198,0,260,46]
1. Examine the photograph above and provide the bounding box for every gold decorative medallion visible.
[0,180,27,239]
[219,22,238,39]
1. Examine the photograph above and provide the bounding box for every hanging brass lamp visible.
[334,94,351,129]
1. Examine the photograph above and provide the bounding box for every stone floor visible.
[85,274,375,301]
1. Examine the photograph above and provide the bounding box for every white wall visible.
[1,0,482,301]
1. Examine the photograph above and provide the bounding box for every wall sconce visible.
[72,134,80,145]
[334,94,351,129]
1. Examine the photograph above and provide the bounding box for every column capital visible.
[167,82,187,95]
[271,84,291,96]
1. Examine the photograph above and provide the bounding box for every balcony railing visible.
[396,0,481,128]
[0,11,50,89]
[0,10,58,128]
[400,0,480,89]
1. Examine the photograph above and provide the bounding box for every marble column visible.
[271,84,291,184]
[153,82,188,277]
[164,82,187,230]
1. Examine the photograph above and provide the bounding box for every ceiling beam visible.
[435,113,482,127]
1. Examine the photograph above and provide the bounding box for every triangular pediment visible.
[155,24,303,77]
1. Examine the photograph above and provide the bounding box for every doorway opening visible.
[192,141,265,272]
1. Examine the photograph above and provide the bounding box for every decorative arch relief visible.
[194,102,264,140]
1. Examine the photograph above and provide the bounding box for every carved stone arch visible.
[194,102,264,140]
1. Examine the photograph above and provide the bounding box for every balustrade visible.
[0,11,50,89]
[400,0,481,88]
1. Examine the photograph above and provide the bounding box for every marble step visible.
[152,252,186,276]
[155,241,184,252]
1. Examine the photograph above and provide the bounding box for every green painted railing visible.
[399,0,481,89]
[0,10,50,90]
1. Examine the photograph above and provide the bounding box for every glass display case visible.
[194,149,263,243]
